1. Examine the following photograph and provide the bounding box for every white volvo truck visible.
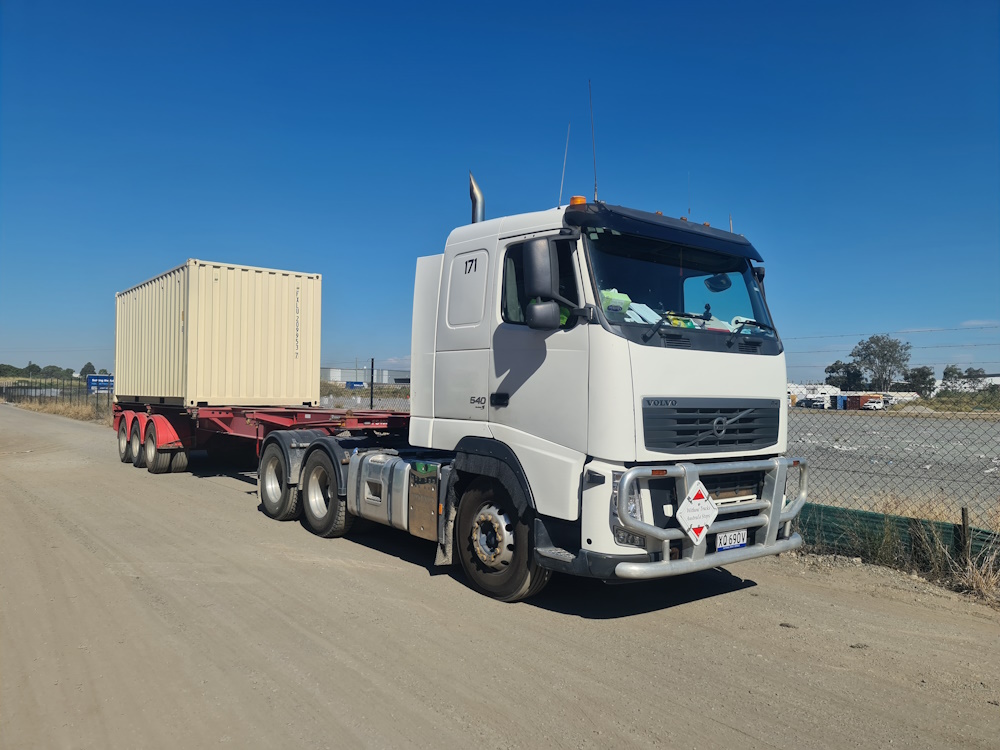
[258,182,807,601]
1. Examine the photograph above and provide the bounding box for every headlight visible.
[611,471,643,521]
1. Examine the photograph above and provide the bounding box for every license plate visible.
[716,529,747,551]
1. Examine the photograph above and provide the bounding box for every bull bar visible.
[613,457,807,580]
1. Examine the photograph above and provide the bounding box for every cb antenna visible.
[558,123,571,206]
[589,80,598,202]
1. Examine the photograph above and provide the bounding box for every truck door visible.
[433,236,495,434]
[488,237,589,458]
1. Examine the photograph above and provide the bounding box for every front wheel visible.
[455,481,550,602]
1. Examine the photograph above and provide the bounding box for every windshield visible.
[583,226,780,352]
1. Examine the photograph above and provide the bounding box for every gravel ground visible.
[2,404,999,749]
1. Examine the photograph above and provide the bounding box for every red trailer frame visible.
[114,402,410,458]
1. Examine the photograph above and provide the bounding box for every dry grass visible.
[946,547,1000,606]
[824,500,1000,605]
[13,400,113,427]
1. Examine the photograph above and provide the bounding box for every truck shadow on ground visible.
[338,523,451,575]
[331,524,757,619]
[187,452,259,486]
[527,569,756,618]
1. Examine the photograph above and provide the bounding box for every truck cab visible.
[408,197,806,599]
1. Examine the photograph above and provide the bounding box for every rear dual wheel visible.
[259,443,300,521]
[118,421,133,463]
[130,422,147,469]
[301,450,353,538]
[144,423,183,474]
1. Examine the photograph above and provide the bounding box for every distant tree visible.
[80,362,96,377]
[824,360,865,390]
[0,363,25,377]
[940,364,986,393]
[963,367,987,392]
[849,335,911,392]
[63,368,74,378]
[26,361,41,376]
[98,368,109,375]
[949,366,986,393]
[41,364,66,378]
[904,366,936,398]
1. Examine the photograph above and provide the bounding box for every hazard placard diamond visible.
[675,480,718,545]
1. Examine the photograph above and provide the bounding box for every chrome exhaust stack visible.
[469,172,485,224]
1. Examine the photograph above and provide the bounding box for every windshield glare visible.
[584,227,776,342]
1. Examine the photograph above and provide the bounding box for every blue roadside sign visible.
[87,374,114,394]
[345,381,366,390]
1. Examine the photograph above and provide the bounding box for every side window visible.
[501,239,579,328]
[447,249,488,327]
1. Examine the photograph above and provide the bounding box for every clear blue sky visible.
[1,0,997,381]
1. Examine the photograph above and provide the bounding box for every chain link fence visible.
[788,391,999,534]
[319,381,411,412]
[0,377,115,423]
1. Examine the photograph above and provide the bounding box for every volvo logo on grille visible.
[712,416,727,437]
[645,399,678,407]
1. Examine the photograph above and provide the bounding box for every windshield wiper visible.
[641,310,710,343]
[726,319,775,348]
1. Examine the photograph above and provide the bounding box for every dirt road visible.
[1,405,998,749]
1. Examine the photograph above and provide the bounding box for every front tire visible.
[455,480,550,602]
[300,450,353,538]
[258,443,299,520]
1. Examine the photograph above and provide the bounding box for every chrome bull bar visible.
[613,457,807,580]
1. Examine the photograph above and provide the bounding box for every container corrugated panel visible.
[115,259,321,407]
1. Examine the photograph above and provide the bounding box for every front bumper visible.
[611,456,807,580]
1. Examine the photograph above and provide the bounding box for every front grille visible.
[648,470,765,530]
[642,398,780,454]
[703,470,764,502]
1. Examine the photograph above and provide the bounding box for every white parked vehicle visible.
[862,399,885,410]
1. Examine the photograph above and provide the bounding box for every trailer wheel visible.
[144,423,172,474]
[118,421,133,463]
[455,480,550,602]
[300,450,353,538]
[258,444,299,520]
[131,421,147,469]
[170,450,189,473]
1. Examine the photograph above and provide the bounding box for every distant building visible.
[320,367,410,384]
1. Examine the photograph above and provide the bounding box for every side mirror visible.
[526,300,561,330]
[523,238,559,299]
[752,265,766,296]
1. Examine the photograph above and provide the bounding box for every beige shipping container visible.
[115,259,321,407]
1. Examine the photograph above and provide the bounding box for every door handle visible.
[490,393,509,407]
